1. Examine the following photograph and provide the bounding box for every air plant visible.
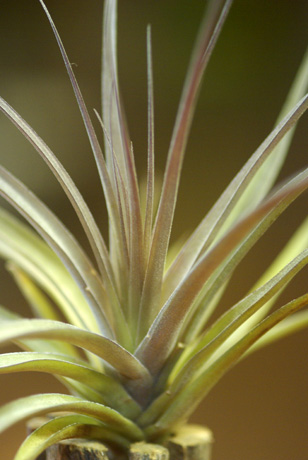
[0,0,307,459]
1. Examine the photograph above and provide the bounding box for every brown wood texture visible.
[46,439,110,460]
[26,421,213,460]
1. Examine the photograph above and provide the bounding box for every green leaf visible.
[0,319,152,383]
[102,0,144,338]
[0,97,131,347]
[212,216,308,349]
[138,249,308,426]
[175,249,308,382]
[0,306,79,358]
[0,208,96,331]
[182,212,308,345]
[0,393,144,441]
[216,47,308,235]
[136,168,308,377]
[0,95,114,292]
[137,0,233,341]
[145,292,308,437]
[0,166,112,337]
[162,93,308,305]
[143,26,155,263]
[14,415,130,460]
[37,1,132,349]
[7,263,61,321]
[245,310,308,355]
[0,352,141,419]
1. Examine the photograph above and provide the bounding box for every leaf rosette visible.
[0,1,307,459]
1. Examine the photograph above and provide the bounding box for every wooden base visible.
[46,439,110,460]
[26,421,213,460]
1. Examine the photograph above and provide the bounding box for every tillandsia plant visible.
[0,0,307,459]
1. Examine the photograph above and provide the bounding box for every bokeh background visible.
[0,0,307,458]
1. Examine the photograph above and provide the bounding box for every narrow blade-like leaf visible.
[14,415,130,460]
[0,306,80,358]
[0,393,144,441]
[174,249,308,386]
[0,352,140,418]
[7,263,61,321]
[138,249,308,426]
[137,0,233,340]
[0,207,97,331]
[37,0,127,303]
[145,293,308,437]
[245,310,308,355]
[215,47,308,233]
[0,96,114,288]
[0,166,113,336]
[162,93,308,304]
[136,168,308,377]
[183,215,308,343]
[0,319,151,382]
[143,26,155,261]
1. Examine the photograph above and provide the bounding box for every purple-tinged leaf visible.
[136,168,308,377]
[0,166,113,337]
[0,352,140,419]
[138,249,308,426]
[137,0,233,340]
[0,98,130,344]
[37,0,125,286]
[0,319,151,382]
[143,26,155,261]
[0,306,79,358]
[162,93,308,304]
[0,96,114,289]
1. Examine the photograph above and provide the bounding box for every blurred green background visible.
[0,0,307,459]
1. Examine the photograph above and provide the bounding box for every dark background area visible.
[0,1,307,459]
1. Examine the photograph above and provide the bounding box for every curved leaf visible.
[182,211,308,344]
[173,249,308,386]
[0,166,112,336]
[138,249,308,426]
[37,2,133,329]
[145,293,308,437]
[37,0,122,242]
[216,48,308,234]
[0,319,151,382]
[0,352,140,418]
[0,96,114,292]
[0,98,131,347]
[0,393,144,441]
[14,415,130,460]
[0,305,79,358]
[162,93,308,304]
[245,310,308,355]
[0,207,96,331]
[136,168,308,377]
[7,263,61,321]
